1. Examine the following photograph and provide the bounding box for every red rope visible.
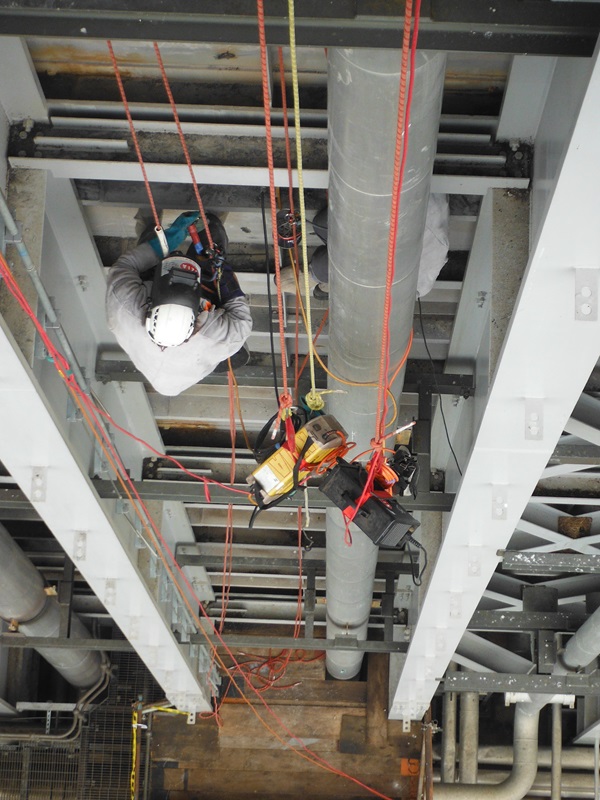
[375,0,421,444]
[257,0,290,396]
[107,41,162,231]
[0,247,394,800]
[152,42,214,250]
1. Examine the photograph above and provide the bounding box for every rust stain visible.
[30,44,151,76]
[157,420,217,431]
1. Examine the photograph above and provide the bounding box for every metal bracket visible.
[73,531,87,562]
[30,467,47,503]
[492,485,508,521]
[525,398,543,441]
[575,268,598,321]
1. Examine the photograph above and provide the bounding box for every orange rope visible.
[152,41,213,249]
[257,0,290,396]
[1,243,391,799]
[107,41,161,230]
[374,0,415,444]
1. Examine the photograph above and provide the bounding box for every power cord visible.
[405,533,428,586]
[417,297,463,477]
[260,190,281,405]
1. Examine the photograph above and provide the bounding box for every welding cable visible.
[417,296,463,476]
[0,257,396,800]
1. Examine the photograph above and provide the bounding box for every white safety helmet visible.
[146,255,204,347]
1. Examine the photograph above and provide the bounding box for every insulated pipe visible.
[0,522,102,688]
[325,48,446,679]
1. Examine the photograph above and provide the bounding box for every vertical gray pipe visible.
[441,687,457,783]
[551,702,562,800]
[459,692,480,784]
[325,48,446,679]
[0,522,102,688]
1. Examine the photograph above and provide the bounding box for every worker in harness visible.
[106,211,252,396]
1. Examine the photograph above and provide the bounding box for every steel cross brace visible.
[443,670,600,696]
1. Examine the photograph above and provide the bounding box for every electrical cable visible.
[417,296,463,477]
[261,190,282,405]
[405,534,428,587]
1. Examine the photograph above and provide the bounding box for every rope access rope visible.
[375,0,421,445]
[256,0,291,403]
[152,41,214,249]
[107,42,163,241]
[286,0,322,412]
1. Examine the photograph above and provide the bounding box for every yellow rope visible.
[130,709,138,800]
[286,0,322,411]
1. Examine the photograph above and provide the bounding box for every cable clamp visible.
[5,222,23,245]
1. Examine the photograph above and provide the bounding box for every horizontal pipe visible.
[0,522,102,688]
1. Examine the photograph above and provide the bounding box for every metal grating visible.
[0,653,163,800]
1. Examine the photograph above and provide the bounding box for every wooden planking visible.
[217,703,364,751]
[179,748,406,775]
[184,767,406,797]
[152,714,219,761]
[223,677,367,707]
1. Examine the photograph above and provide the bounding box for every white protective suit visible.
[106,242,253,396]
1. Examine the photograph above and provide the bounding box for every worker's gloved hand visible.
[148,211,200,258]
[218,265,245,304]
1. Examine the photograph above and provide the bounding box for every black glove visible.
[218,264,244,304]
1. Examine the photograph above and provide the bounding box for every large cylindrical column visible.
[0,522,102,688]
[325,48,446,679]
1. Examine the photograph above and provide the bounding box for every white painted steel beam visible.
[390,42,600,722]
[496,56,556,143]
[0,38,47,123]
[42,175,163,478]
[0,315,212,712]
[7,157,529,195]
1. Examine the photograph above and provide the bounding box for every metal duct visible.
[0,522,102,689]
[325,48,446,679]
